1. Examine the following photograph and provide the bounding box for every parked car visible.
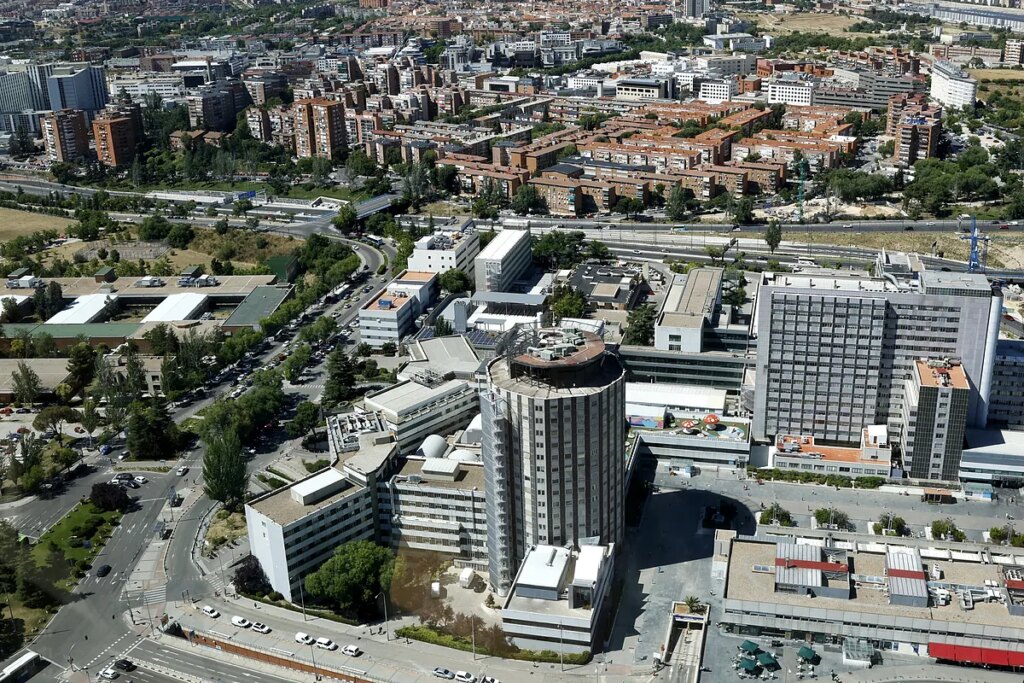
[455,673,477,683]
[341,645,361,657]
[252,622,271,634]
[202,605,220,618]
[295,632,314,645]
[231,616,251,628]
[133,475,147,484]
[115,472,133,481]
[433,668,456,680]
[315,637,337,651]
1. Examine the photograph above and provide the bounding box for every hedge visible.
[397,624,591,665]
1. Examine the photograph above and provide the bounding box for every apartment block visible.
[473,229,532,293]
[41,109,88,163]
[1006,39,1024,65]
[930,60,977,110]
[901,358,970,481]
[91,105,141,167]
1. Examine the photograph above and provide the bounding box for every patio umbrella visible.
[740,640,760,654]
[798,645,817,661]
[738,658,758,672]
[757,652,779,669]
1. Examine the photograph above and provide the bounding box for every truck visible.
[458,567,475,589]
[5,275,41,289]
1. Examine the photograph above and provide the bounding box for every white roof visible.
[141,293,208,323]
[365,379,469,419]
[572,545,606,588]
[422,458,460,476]
[518,545,570,589]
[289,468,346,505]
[476,229,529,262]
[625,382,726,413]
[45,293,114,324]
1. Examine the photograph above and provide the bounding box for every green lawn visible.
[33,502,122,578]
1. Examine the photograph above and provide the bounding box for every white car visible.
[99,669,120,680]
[295,632,314,645]
[133,475,147,484]
[455,673,477,683]
[231,616,251,628]
[201,605,220,618]
[252,622,271,634]
[176,466,189,476]
[341,645,362,656]
[315,637,337,651]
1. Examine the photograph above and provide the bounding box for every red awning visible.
[887,569,926,580]
[929,642,1024,667]
[1006,579,1024,591]
[775,558,849,573]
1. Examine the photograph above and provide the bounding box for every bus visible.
[365,235,384,247]
[1,650,42,682]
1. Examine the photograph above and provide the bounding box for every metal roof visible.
[885,547,928,600]
[775,543,823,589]
[472,291,547,306]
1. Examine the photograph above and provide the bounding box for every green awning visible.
[738,658,758,671]
[740,640,760,653]
[798,645,816,661]
[757,652,778,669]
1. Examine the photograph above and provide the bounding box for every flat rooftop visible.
[363,290,415,313]
[364,378,471,419]
[0,358,69,392]
[45,293,112,325]
[727,539,1019,628]
[915,359,969,390]
[45,274,277,297]
[248,463,366,528]
[394,270,438,283]
[141,292,208,323]
[1,322,141,339]
[223,285,293,327]
[660,268,723,329]
[392,457,485,491]
[476,229,529,262]
[776,434,887,463]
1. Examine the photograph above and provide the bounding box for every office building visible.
[614,78,671,101]
[989,339,1024,431]
[901,358,970,481]
[92,104,141,167]
[959,428,1024,488]
[363,374,479,454]
[358,270,437,346]
[681,0,710,18]
[480,327,626,595]
[930,60,978,109]
[766,78,815,106]
[406,227,480,280]
[46,64,108,118]
[655,268,723,353]
[41,109,88,162]
[245,426,397,602]
[293,98,347,160]
[753,262,1002,446]
[473,229,532,293]
[772,429,893,480]
[500,543,614,654]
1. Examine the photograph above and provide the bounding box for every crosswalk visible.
[121,583,167,606]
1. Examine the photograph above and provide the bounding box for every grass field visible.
[32,501,122,572]
[969,68,1024,81]
[0,207,75,241]
[786,229,1024,269]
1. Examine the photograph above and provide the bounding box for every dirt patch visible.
[422,200,472,217]
[738,11,867,36]
[204,509,247,551]
[0,206,75,240]
[74,240,169,260]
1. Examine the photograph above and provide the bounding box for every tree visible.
[813,507,850,530]
[11,361,40,406]
[381,341,397,356]
[53,447,79,471]
[623,305,656,346]
[122,348,147,400]
[510,184,546,215]
[80,398,100,448]
[434,317,453,336]
[332,204,359,234]
[732,196,755,224]
[532,230,587,269]
[438,269,471,294]
[234,555,271,596]
[143,322,179,356]
[8,125,34,157]
[203,430,248,512]
[90,482,132,512]
[65,343,96,398]
[33,406,80,445]
[166,223,195,249]
[931,518,966,542]
[759,503,795,526]
[298,316,339,346]
[137,215,173,241]
[126,399,179,460]
[401,163,430,211]
[281,344,312,383]
[683,595,706,614]
[615,197,642,218]
[666,184,690,222]
[2,297,21,323]
[346,150,378,177]
[304,540,395,618]
[874,513,908,536]
[586,240,611,262]
[548,285,586,320]
[764,220,782,255]
[286,401,320,438]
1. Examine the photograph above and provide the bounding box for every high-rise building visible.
[41,109,88,162]
[901,358,970,481]
[480,327,626,595]
[46,64,108,119]
[186,80,251,131]
[92,104,141,167]
[752,258,1002,447]
[681,0,709,18]
[930,60,977,110]
[293,98,346,159]
[473,229,532,293]
[1006,39,1024,65]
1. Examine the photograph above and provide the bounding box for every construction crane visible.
[959,216,991,273]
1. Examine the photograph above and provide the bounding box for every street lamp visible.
[377,591,389,641]
[308,642,319,682]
